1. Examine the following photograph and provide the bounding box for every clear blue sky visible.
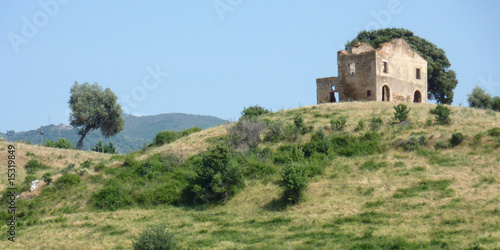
[2,0,500,133]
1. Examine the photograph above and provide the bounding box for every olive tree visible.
[69,82,124,150]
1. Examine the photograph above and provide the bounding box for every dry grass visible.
[1,102,499,249]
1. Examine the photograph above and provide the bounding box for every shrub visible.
[228,119,265,150]
[90,140,116,154]
[240,105,270,120]
[123,155,139,168]
[191,144,244,204]
[56,173,81,189]
[401,135,428,151]
[94,162,106,172]
[273,144,305,164]
[80,160,94,169]
[331,116,347,131]
[329,132,383,157]
[264,121,286,142]
[472,133,484,145]
[393,104,410,122]
[44,139,56,148]
[467,86,492,109]
[450,133,465,147]
[24,175,37,191]
[77,168,89,176]
[152,131,179,147]
[55,138,74,149]
[294,115,310,135]
[24,160,50,174]
[430,104,452,125]
[42,172,52,184]
[492,96,500,112]
[302,130,329,157]
[487,127,500,137]
[133,224,177,250]
[370,117,383,131]
[354,120,365,132]
[179,127,202,137]
[435,139,451,150]
[425,118,433,126]
[93,182,133,210]
[279,163,308,204]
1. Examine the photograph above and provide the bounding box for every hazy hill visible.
[3,113,227,153]
[1,102,499,249]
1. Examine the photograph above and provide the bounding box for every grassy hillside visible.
[0,102,499,249]
[6,113,227,153]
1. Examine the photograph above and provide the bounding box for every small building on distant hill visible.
[317,38,427,104]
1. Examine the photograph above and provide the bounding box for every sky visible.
[2,0,500,133]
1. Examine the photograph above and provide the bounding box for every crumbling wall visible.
[337,50,377,101]
[316,77,344,104]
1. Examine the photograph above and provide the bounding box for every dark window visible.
[367,90,371,97]
[416,68,421,79]
[383,62,388,73]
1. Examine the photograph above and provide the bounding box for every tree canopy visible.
[468,86,492,109]
[69,82,124,150]
[345,28,458,104]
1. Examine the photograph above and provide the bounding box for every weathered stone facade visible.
[317,39,427,104]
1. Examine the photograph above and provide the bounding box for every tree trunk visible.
[76,128,90,150]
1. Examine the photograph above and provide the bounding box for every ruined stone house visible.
[316,38,427,104]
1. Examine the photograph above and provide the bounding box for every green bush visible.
[450,133,465,147]
[279,163,308,204]
[401,135,428,151]
[80,160,94,169]
[240,105,270,120]
[273,144,305,164]
[487,127,500,137]
[23,175,37,191]
[430,104,452,125]
[55,173,81,189]
[94,162,106,172]
[123,155,139,168]
[354,120,365,132]
[179,127,202,137]
[472,133,484,145]
[331,116,347,131]
[329,132,383,157]
[302,130,329,157]
[435,139,452,150]
[492,96,500,112]
[264,121,286,142]
[90,140,116,154]
[191,144,244,204]
[55,138,74,149]
[393,104,410,123]
[152,131,179,147]
[42,172,52,184]
[44,139,56,148]
[293,115,310,135]
[24,160,50,174]
[93,182,133,210]
[133,224,177,250]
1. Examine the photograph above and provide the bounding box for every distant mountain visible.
[5,113,227,153]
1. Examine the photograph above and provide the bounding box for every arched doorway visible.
[382,85,390,102]
[414,90,422,103]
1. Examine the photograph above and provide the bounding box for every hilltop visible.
[0,102,499,249]
[3,113,227,153]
